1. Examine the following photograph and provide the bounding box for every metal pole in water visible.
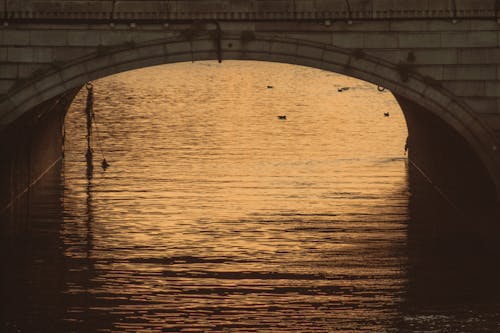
[85,82,94,179]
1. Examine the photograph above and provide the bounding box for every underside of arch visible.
[396,95,497,208]
[0,34,499,214]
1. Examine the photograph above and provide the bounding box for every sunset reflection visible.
[58,61,411,331]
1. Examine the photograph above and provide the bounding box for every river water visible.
[2,61,500,332]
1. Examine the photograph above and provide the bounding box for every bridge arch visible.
[1,33,499,205]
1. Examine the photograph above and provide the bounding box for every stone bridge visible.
[1,0,500,216]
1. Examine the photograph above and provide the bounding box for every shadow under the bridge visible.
[396,94,498,215]
[399,160,500,331]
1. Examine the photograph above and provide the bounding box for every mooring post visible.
[85,82,94,178]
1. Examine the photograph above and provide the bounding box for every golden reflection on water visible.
[62,61,410,331]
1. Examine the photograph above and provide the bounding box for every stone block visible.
[89,66,119,83]
[442,80,486,97]
[32,47,54,63]
[455,0,496,11]
[441,31,497,48]
[479,114,500,131]
[270,40,297,56]
[463,20,500,31]
[285,33,332,45]
[7,84,40,109]
[398,32,441,48]
[17,64,43,79]
[303,0,344,12]
[0,79,15,93]
[84,55,113,74]
[462,97,498,113]
[60,63,87,82]
[136,44,168,59]
[62,75,89,93]
[221,21,255,33]
[128,31,165,44]
[351,57,379,75]
[443,65,497,80]
[296,44,324,59]
[30,31,68,46]
[190,39,218,53]
[165,40,192,55]
[255,0,290,12]
[458,48,500,64]
[34,74,60,95]
[414,65,444,80]
[363,32,398,48]
[373,62,401,84]
[52,47,92,63]
[396,0,431,11]
[7,47,33,62]
[192,51,217,62]
[485,82,500,97]
[67,31,100,46]
[4,30,30,45]
[111,48,140,64]
[389,20,428,32]
[332,21,390,32]
[365,49,401,63]
[241,40,271,54]
[332,32,364,48]
[420,85,452,111]
[115,0,171,13]
[221,39,243,53]
[413,49,458,65]
[228,0,254,12]
[265,53,298,66]
[322,49,350,65]
[100,30,134,46]
[164,53,193,64]
[0,64,18,79]
[256,21,328,32]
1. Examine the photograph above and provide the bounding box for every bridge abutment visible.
[0,88,78,219]
[397,95,497,208]
[398,95,499,241]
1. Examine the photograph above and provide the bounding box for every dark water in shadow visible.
[1,62,499,332]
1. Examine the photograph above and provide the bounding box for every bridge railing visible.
[1,0,499,21]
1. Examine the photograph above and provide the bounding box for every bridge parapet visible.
[1,0,499,21]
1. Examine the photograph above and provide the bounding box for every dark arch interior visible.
[395,95,496,210]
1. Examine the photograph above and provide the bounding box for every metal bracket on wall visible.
[3,0,8,22]
[496,0,500,23]
[451,0,458,22]
[345,0,352,23]
[213,21,222,63]
[110,0,117,21]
